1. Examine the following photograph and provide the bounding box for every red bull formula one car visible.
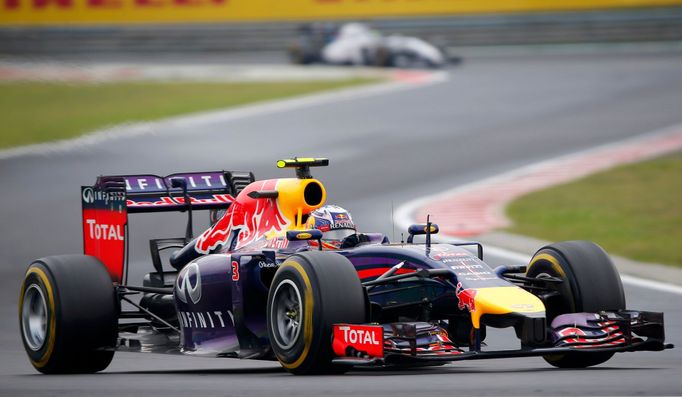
[19,158,671,374]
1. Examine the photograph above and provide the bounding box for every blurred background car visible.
[289,22,449,68]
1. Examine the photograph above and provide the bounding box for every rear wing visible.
[81,170,254,282]
[101,171,254,213]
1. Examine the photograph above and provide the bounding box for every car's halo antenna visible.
[391,201,396,244]
[425,214,432,250]
[277,157,329,179]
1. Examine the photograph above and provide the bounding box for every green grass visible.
[506,152,682,267]
[0,79,376,149]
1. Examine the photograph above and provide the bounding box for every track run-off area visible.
[1,50,681,396]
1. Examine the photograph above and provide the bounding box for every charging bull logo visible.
[557,327,587,338]
[195,180,290,254]
[456,282,477,312]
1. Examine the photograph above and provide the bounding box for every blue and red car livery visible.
[18,157,672,375]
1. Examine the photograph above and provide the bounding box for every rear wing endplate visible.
[81,170,254,282]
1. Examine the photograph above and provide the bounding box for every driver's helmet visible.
[306,205,356,247]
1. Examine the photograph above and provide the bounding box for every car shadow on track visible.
[106,367,286,375]
[347,365,663,377]
[94,365,663,377]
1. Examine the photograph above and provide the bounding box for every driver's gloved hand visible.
[340,233,369,249]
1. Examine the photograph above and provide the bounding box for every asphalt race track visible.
[1,51,682,396]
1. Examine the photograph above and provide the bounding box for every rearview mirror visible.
[407,223,439,244]
[286,229,323,241]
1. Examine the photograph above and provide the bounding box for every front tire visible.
[527,241,625,368]
[19,255,118,374]
[267,251,366,375]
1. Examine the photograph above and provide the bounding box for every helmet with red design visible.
[305,205,356,247]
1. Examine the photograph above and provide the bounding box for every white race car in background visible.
[289,22,453,69]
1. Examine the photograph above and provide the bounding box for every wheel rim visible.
[22,284,48,351]
[530,266,572,320]
[271,279,302,350]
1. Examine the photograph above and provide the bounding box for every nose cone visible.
[468,286,545,328]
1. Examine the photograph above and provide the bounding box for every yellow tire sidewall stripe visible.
[21,266,57,368]
[277,260,314,370]
[529,253,566,278]
[529,252,577,313]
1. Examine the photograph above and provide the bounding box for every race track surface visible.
[1,51,681,396]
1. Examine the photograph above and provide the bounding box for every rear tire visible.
[527,241,625,368]
[19,255,118,374]
[267,251,366,375]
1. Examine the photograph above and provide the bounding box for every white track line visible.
[464,241,682,296]
[439,237,682,296]
[396,122,682,233]
[0,71,449,161]
[620,275,682,295]
[396,123,682,295]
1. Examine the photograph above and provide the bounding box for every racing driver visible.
[305,204,370,249]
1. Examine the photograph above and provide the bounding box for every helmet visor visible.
[322,228,355,241]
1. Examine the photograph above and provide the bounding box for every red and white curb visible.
[395,123,682,294]
[437,241,682,295]
[397,123,682,237]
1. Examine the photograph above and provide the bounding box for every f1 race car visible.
[19,158,671,374]
[288,23,453,68]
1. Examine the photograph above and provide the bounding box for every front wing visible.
[331,310,672,367]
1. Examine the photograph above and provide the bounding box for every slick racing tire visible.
[267,251,366,375]
[526,241,625,368]
[19,255,118,374]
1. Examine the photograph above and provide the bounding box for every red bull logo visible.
[127,194,234,209]
[455,282,477,313]
[557,327,587,338]
[195,180,291,254]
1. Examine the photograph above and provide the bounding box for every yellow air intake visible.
[274,178,326,228]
